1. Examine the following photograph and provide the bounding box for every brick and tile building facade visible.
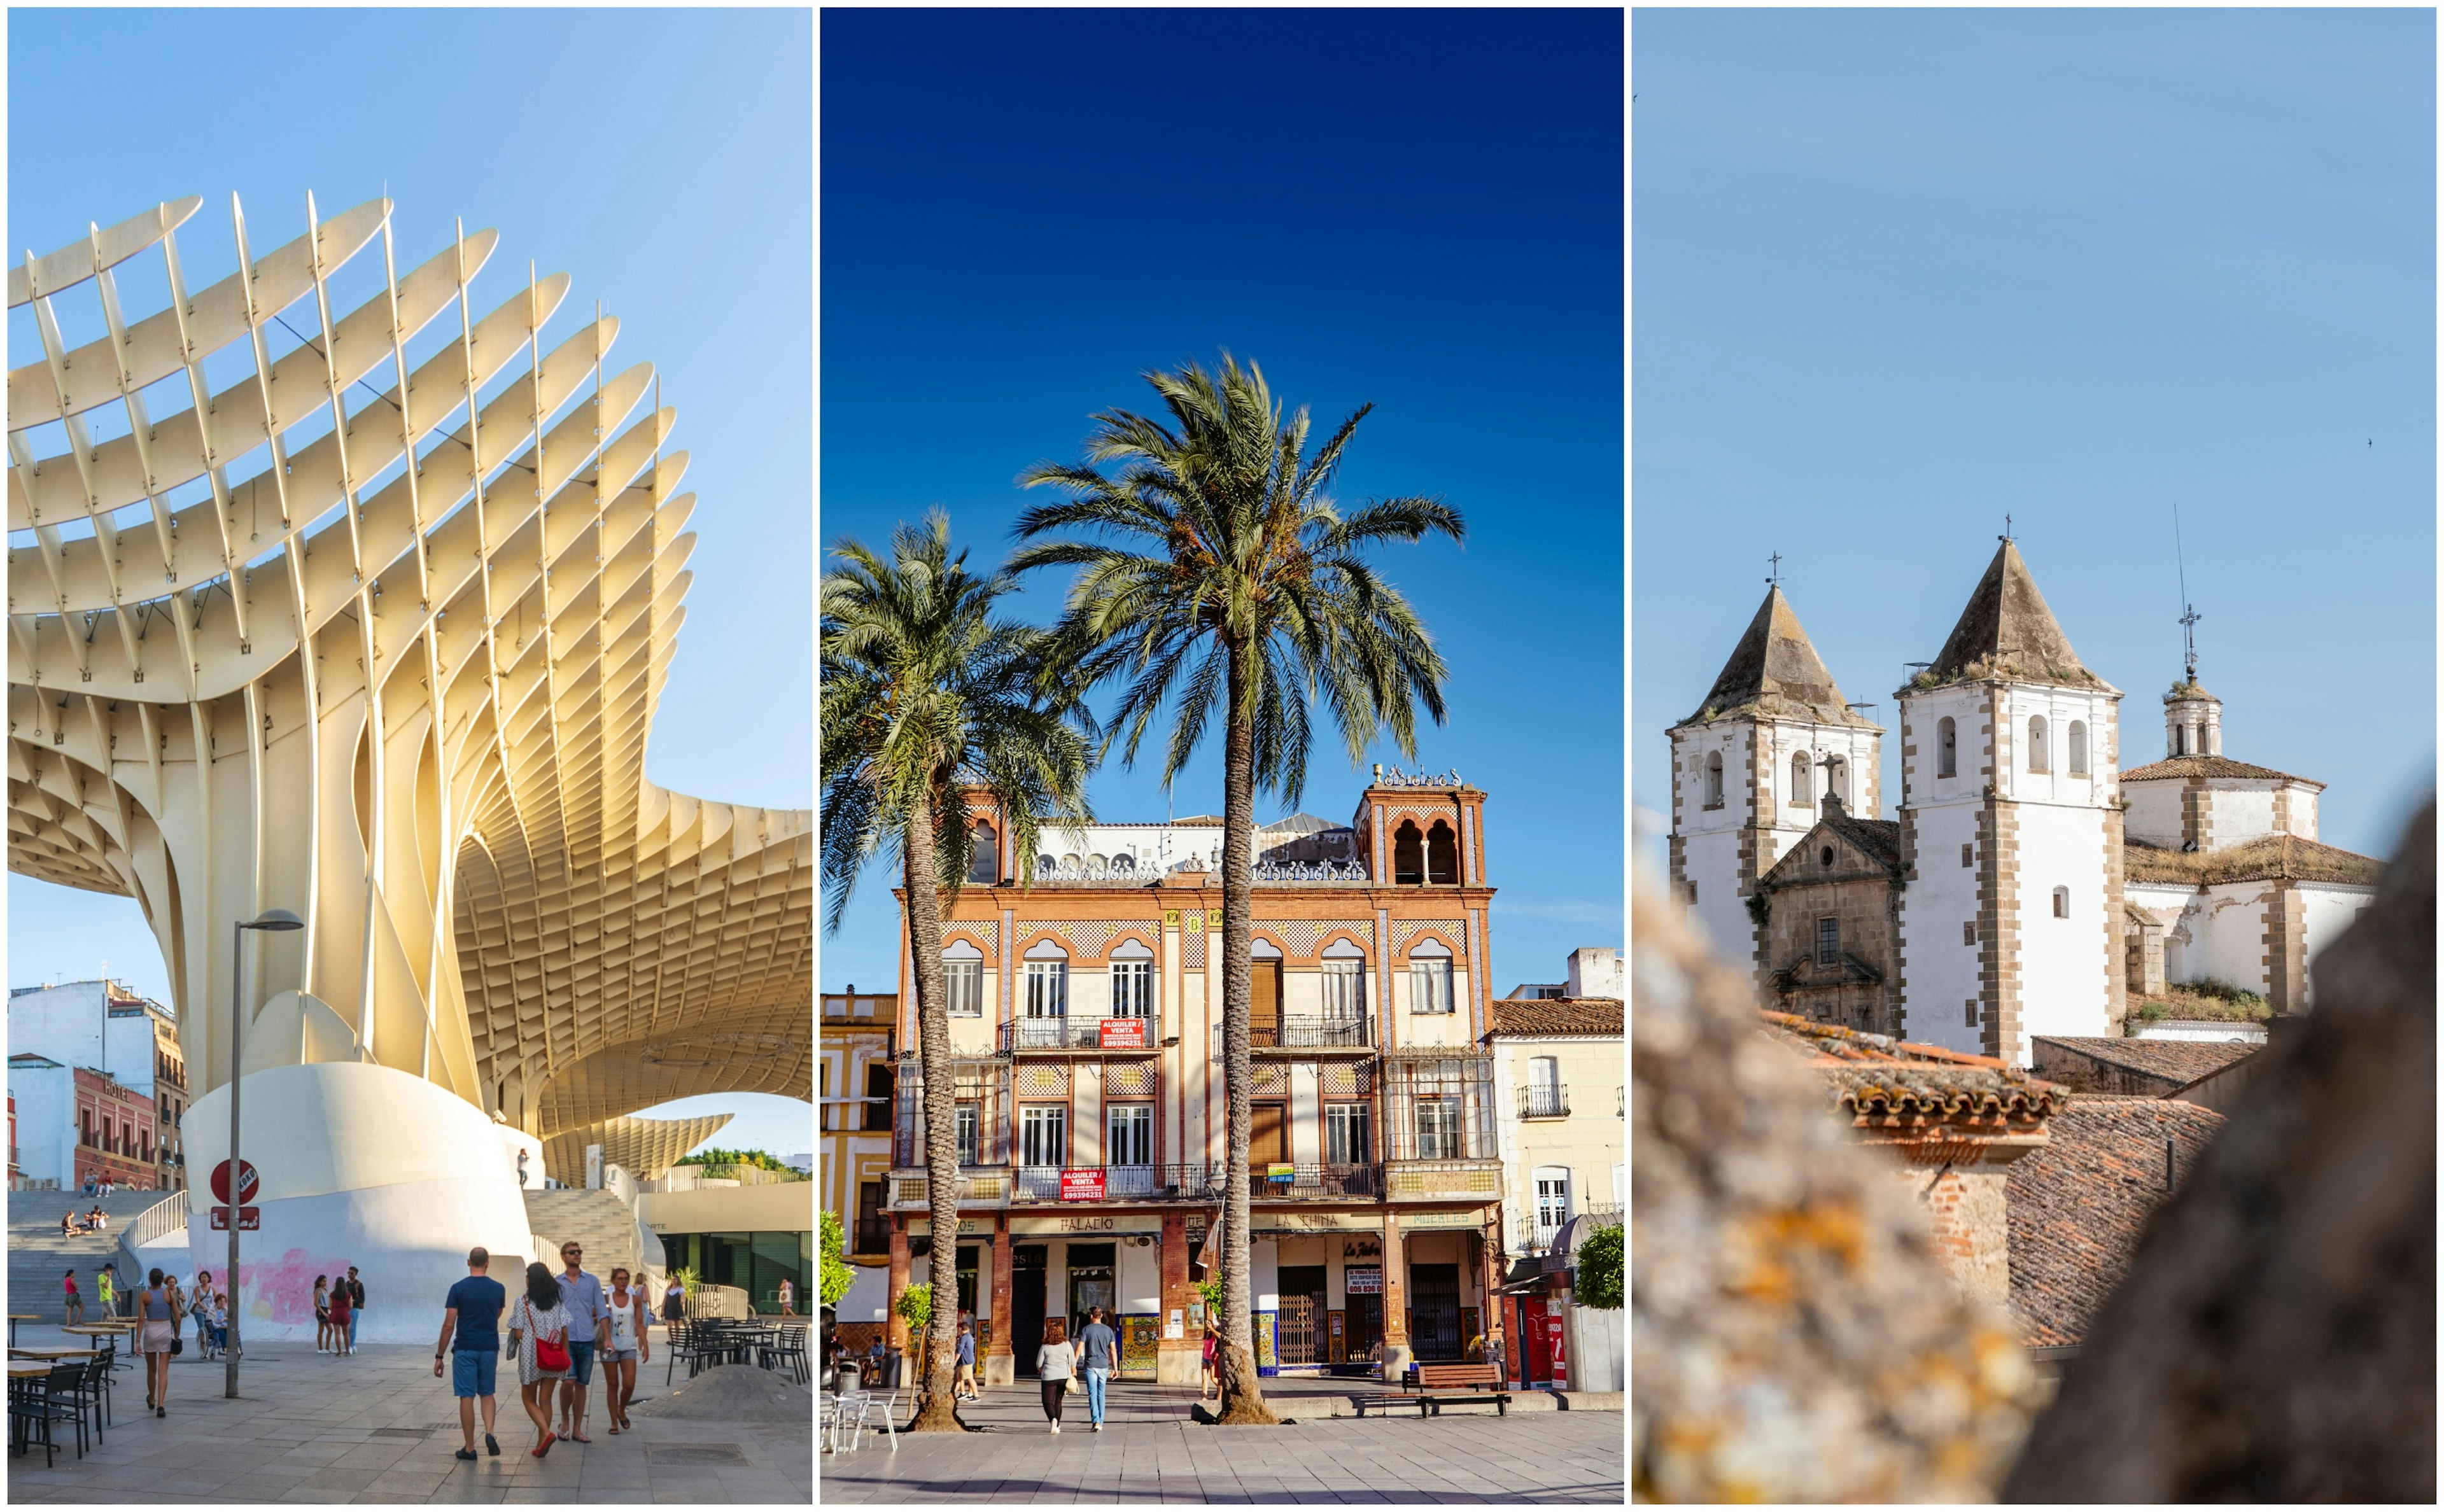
[885,771,1504,1385]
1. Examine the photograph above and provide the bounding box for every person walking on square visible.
[345,1266,366,1350]
[509,1262,572,1457]
[1200,1322,1219,1401]
[314,1274,332,1353]
[435,1247,507,1462]
[552,1242,610,1443]
[955,1318,979,1401]
[62,1268,83,1325]
[1076,1305,1117,1431]
[137,1267,181,1415]
[326,1270,353,1357]
[97,1263,116,1323]
[662,1273,686,1325]
[1036,1317,1074,1433]
[778,1276,796,1317]
[601,1267,650,1433]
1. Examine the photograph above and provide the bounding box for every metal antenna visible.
[2174,502,2201,682]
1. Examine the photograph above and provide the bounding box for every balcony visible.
[1002,1012,1163,1054]
[1519,1084,1570,1120]
[885,1166,1015,1210]
[1212,1015,1375,1056]
[1252,1161,1380,1200]
[1012,1164,1223,1203]
[1383,1157,1505,1202]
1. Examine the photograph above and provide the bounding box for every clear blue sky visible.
[1633,9,2436,867]
[820,7,1626,997]
[8,7,811,1151]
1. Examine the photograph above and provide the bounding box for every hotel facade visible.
[883,771,1505,1385]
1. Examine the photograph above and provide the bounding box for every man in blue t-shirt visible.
[434,1248,507,1460]
[1076,1306,1119,1429]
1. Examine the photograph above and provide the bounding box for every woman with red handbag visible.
[507,1262,573,1457]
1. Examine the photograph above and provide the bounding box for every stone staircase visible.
[521,1187,662,1289]
[8,1191,177,1324]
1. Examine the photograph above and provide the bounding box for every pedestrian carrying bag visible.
[527,1298,572,1372]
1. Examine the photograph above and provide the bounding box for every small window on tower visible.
[1791,753,1813,807]
[1687,881,1698,905]
[2028,716,2050,773]
[2174,723,2187,755]
[2053,886,2070,919]
[1965,998,1979,1028]
[1816,917,1839,966]
[1937,717,1957,778]
[1820,846,1834,868]
[1963,921,1977,946]
[2068,722,2089,776]
[1960,843,1974,868]
[1704,752,1724,808]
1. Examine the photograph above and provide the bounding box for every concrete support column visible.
[985,1218,1015,1385]
[1380,1210,1412,1380]
[886,1221,911,1354]
[1157,1208,1197,1384]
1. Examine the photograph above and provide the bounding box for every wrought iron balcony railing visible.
[1520,1084,1570,1119]
[1251,1161,1380,1200]
[885,1166,1014,1210]
[1002,1012,1163,1053]
[1013,1164,1224,1203]
[1212,1015,1375,1056]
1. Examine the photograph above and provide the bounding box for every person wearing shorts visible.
[955,1319,979,1401]
[62,1268,83,1325]
[601,1267,650,1433]
[553,1243,609,1443]
[435,1247,507,1461]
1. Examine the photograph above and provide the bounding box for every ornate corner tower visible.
[1668,585,1882,979]
[1895,541,2122,1065]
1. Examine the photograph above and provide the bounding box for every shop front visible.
[907,1211,1173,1383]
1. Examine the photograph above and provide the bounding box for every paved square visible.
[818,1376,1624,1504]
[5,1320,811,1504]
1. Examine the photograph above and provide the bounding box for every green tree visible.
[1575,1224,1624,1311]
[895,1281,934,1338]
[1013,356,1462,1425]
[818,1212,855,1309]
[822,512,1092,1432]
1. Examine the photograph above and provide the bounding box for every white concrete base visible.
[182,1061,534,1344]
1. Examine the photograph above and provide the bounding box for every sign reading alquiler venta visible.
[1098,1018,1148,1049]
[1061,1167,1106,1201]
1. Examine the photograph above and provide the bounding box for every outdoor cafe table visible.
[8,1348,101,1359]
[6,1315,33,1347]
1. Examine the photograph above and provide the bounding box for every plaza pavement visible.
[5,1319,812,1504]
[817,1374,1625,1504]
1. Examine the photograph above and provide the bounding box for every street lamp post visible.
[226,909,303,1399]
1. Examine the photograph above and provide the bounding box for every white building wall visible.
[1120,1235,1162,1315]
[8,1063,75,1189]
[1899,799,1987,1054]
[2012,804,2115,1048]
[2123,784,2186,848]
[2300,884,2378,1008]
[1679,829,1749,958]
[1288,1065,1322,1168]
[2286,783,2321,841]
[2205,785,2281,847]
[2192,883,2273,996]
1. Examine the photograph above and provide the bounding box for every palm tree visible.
[821,511,1092,1431]
[1010,356,1462,1424]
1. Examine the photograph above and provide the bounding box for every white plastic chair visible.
[855,1387,901,1450]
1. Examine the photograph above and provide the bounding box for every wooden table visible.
[9,1348,101,1359]
[4,1363,46,1378]
[4,1316,32,1348]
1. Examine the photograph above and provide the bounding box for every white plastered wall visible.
[1896,683,1993,1054]
[2301,884,2378,1007]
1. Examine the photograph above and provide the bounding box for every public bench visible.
[1354,1362,1511,1418]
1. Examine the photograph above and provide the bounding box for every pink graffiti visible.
[230,1248,355,1324]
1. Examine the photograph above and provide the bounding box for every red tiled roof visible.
[1487,998,1622,1037]
[2121,754,2320,787]
[2031,1036,2256,1091]
[1759,1011,2067,1131]
[2006,1096,2228,1347]
[2124,834,2383,887]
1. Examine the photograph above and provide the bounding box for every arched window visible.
[2053,885,2070,919]
[1937,717,1957,778]
[2193,721,2206,757]
[944,939,985,1018]
[2028,716,2049,773]
[1819,846,1834,869]
[1109,939,1155,1019]
[1393,821,1425,883]
[1426,821,1459,884]
[1704,752,1724,808]
[1109,852,1134,873]
[967,822,999,883]
[2174,722,2187,755]
[2068,722,2089,776]
[1791,752,1813,807]
[1827,755,1849,806]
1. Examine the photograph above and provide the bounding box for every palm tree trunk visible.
[1214,641,1279,1425]
[905,785,966,1431]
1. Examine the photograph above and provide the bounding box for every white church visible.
[1668,539,2383,1067]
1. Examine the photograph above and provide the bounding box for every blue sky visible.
[820,8,1626,995]
[8,7,811,1154]
[1633,8,2436,867]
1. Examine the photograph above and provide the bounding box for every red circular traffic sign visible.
[211,1159,259,1205]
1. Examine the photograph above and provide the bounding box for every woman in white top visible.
[1036,1318,1075,1432]
[601,1267,651,1434]
[507,1262,573,1457]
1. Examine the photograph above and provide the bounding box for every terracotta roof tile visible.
[1487,998,1622,1037]
[2007,1096,2228,1347]
[1759,1010,2067,1130]
[2121,754,2320,786]
[2030,1036,2256,1090]
[2124,834,2383,887]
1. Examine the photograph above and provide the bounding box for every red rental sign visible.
[1099,1018,1147,1049]
[211,1159,260,1205]
[209,1207,261,1231]
[1060,1168,1106,1201]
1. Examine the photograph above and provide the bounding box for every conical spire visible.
[1920,540,2110,691]
[1678,585,1876,729]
